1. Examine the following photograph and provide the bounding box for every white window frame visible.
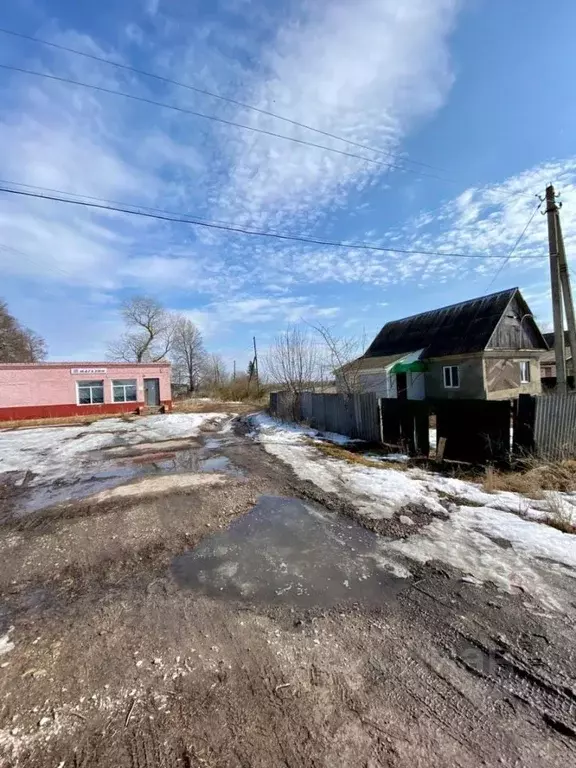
[76,379,105,405]
[519,360,531,384]
[112,378,138,403]
[443,365,460,389]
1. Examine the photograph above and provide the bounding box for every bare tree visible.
[0,300,47,362]
[107,296,174,362]
[310,323,365,396]
[21,328,47,362]
[171,315,206,392]
[201,353,228,391]
[265,326,319,394]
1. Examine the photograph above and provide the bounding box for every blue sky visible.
[1,0,576,371]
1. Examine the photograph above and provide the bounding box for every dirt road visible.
[0,414,575,767]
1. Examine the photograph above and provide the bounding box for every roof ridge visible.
[380,287,518,328]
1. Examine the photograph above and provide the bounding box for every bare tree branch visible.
[264,326,319,393]
[171,316,206,391]
[0,300,47,362]
[309,322,365,396]
[107,296,174,362]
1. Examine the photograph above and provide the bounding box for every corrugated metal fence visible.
[518,392,576,460]
[270,390,380,442]
[272,390,576,462]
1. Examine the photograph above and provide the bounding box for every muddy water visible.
[13,442,242,516]
[172,496,410,607]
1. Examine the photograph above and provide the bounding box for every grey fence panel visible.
[311,393,326,430]
[269,390,381,442]
[354,392,380,442]
[300,391,313,422]
[270,391,278,416]
[534,393,576,460]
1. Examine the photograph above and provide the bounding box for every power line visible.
[0,26,442,173]
[485,200,543,291]
[0,177,269,232]
[0,242,81,282]
[0,62,447,181]
[0,184,547,260]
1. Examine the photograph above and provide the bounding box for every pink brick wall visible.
[0,363,171,408]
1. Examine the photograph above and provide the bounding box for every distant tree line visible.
[0,299,47,363]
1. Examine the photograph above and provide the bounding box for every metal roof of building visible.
[365,288,522,359]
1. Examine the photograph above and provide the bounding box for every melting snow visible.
[0,413,230,483]
[250,414,576,612]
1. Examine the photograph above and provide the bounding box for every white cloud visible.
[213,0,460,229]
[177,296,341,337]
[146,0,160,17]
[3,1,572,358]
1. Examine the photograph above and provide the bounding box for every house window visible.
[520,361,531,384]
[112,379,138,402]
[443,365,460,389]
[543,366,553,378]
[77,380,104,405]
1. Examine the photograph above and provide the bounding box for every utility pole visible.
[556,205,576,390]
[253,336,259,395]
[233,360,236,381]
[545,184,567,392]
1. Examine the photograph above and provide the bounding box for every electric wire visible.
[0,26,442,172]
[0,63,445,180]
[0,184,547,260]
[485,200,543,291]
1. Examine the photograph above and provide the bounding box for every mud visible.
[1,418,575,767]
[172,495,410,606]
[2,436,243,520]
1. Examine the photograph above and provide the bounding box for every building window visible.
[543,366,553,378]
[112,379,138,402]
[77,380,104,405]
[520,361,531,384]
[443,365,460,389]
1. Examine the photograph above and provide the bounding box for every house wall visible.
[484,356,542,400]
[425,356,486,400]
[407,372,425,400]
[0,363,172,421]
[487,294,544,349]
[357,370,395,398]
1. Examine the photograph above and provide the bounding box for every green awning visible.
[389,360,428,374]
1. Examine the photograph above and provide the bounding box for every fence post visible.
[514,394,535,457]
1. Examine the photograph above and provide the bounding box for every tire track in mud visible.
[453,633,576,746]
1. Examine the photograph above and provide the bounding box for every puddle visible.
[11,442,242,516]
[171,496,411,607]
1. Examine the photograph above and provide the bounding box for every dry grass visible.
[0,412,133,431]
[543,492,576,534]
[311,439,409,470]
[172,399,262,414]
[482,460,576,499]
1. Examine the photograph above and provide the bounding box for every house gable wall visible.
[484,356,542,399]
[487,294,545,350]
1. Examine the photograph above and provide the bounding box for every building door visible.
[144,378,160,406]
[396,372,408,400]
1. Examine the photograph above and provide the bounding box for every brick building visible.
[0,362,172,421]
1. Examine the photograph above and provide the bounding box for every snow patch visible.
[86,473,228,501]
[0,413,227,483]
[0,629,14,656]
[250,414,576,612]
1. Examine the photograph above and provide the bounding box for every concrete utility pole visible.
[556,207,576,389]
[545,184,567,392]
[253,336,259,395]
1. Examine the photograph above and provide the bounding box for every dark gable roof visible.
[543,331,568,349]
[365,288,519,358]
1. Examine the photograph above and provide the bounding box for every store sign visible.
[70,368,107,375]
